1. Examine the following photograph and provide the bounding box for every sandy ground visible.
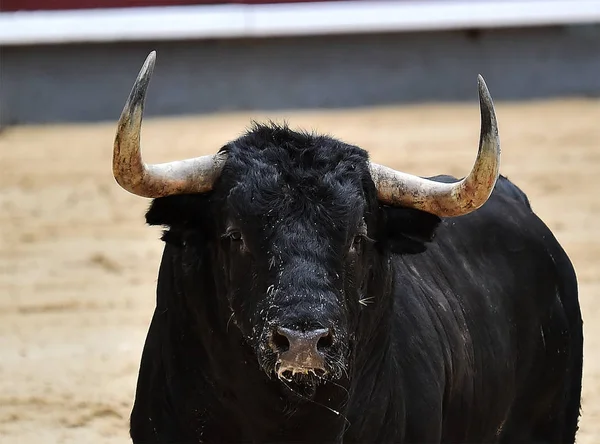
[1,98,599,443]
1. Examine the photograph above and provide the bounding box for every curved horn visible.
[369,75,500,217]
[113,51,227,198]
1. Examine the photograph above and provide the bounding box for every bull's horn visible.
[369,75,500,217]
[112,51,227,198]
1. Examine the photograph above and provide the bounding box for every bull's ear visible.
[146,194,210,227]
[145,194,212,245]
[381,206,441,254]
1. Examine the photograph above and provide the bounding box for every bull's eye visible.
[350,235,363,253]
[222,228,245,247]
[350,219,370,254]
[228,230,243,242]
[224,228,250,254]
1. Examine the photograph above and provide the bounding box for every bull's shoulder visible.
[379,175,537,258]
[392,172,566,295]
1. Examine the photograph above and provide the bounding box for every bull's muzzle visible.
[269,326,333,380]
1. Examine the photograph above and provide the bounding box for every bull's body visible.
[128,126,582,444]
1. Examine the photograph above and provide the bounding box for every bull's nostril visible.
[317,331,334,351]
[273,326,332,357]
[272,326,332,375]
[271,329,290,353]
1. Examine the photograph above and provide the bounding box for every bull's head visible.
[113,52,500,394]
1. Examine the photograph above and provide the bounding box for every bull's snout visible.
[269,326,333,379]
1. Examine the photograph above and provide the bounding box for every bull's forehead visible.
[225,161,367,228]
[222,126,370,218]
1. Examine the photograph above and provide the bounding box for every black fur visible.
[130,122,583,444]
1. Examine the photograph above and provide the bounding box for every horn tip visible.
[476,74,491,101]
[140,50,157,79]
[123,50,157,115]
[476,74,497,135]
[146,50,157,65]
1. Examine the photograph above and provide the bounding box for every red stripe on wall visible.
[0,0,330,13]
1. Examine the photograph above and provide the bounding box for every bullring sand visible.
[1,98,599,442]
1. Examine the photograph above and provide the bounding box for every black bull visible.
[125,123,583,444]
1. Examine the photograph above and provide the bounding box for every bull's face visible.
[143,125,444,396]
[212,125,381,391]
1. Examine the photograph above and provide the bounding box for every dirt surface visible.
[1,98,599,443]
